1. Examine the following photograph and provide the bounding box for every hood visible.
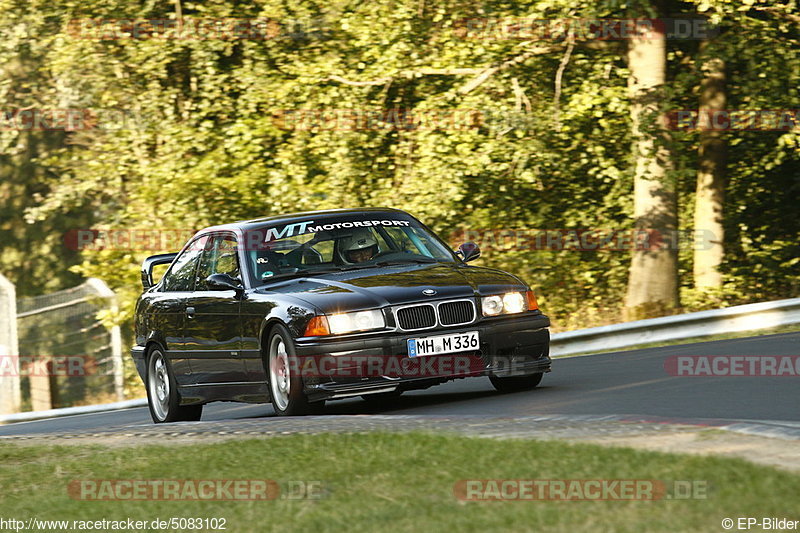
[255,263,528,313]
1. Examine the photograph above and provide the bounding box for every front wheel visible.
[146,347,203,423]
[489,372,543,393]
[267,325,323,416]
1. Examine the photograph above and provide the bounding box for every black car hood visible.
[254,263,528,313]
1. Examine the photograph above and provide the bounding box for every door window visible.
[161,236,208,292]
[196,235,241,290]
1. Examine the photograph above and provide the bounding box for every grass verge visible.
[2,432,799,532]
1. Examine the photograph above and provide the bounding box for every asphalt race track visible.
[1,331,798,437]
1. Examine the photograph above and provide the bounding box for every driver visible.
[339,228,379,263]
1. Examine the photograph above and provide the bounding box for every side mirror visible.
[456,242,481,263]
[206,273,244,294]
[141,253,178,290]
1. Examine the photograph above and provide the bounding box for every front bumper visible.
[295,312,551,401]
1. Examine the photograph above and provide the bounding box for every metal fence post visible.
[0,273,21,415]
[86,278,124,401]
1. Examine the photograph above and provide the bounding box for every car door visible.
[184,233,248,385]
[155,235,208,386]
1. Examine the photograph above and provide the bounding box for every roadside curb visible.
[2,413,798,441]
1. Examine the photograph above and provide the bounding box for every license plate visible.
[407,331,480,357]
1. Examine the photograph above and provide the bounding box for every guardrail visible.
[550,297,800,356]
[0,398,147,424]
[2,297,799,424]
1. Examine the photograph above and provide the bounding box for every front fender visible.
[241,293,320,353]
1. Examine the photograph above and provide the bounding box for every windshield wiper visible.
[260,260,442,284]
[374,258,441,267]
[260,267,343,282]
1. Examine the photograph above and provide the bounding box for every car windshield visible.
[242,214,456,286]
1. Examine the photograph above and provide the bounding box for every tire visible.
[266,324,323,416]
[489,372,544,393]
[146,346,203,423]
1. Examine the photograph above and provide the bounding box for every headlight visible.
[327,309,385,335]
[502,292,526,314]
[481,295,504,316]
[481,292,531,316]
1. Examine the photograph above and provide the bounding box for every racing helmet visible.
[338,228,379,263]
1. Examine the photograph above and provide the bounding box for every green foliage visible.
[0,0,797,338]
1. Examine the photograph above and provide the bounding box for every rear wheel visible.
[267,325,322,416]
[146,347,203,423]
[489,372,543,393]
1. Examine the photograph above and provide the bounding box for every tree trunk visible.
[624,23,679,320]
[693,44,726,289]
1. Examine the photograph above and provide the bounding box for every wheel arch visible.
[144,339,167,360]
[259,318,290,358]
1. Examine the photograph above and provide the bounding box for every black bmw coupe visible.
[132,208,551,422]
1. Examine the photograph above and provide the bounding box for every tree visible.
[693,42,726,290]
[624,8,679,320]
[3,0,797,336]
